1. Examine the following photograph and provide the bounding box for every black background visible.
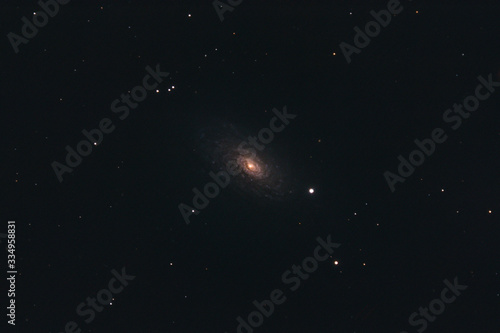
[1,0,499,332]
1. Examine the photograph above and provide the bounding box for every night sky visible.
[2,1,500,332]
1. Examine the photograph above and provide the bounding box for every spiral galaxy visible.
[196,120,292,201]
